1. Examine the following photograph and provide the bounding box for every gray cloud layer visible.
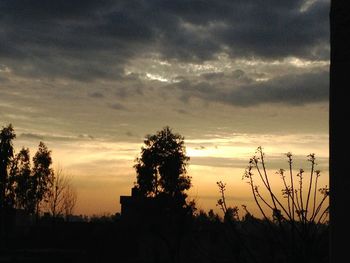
[0,0,329,80]
[169,69,329,106]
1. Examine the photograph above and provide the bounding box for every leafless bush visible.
[242,147,329,226]
[45,166,77,220]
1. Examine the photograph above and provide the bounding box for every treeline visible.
[0,124,329,263]
[0,124,77,221]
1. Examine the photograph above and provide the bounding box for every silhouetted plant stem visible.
[281,173,291,213]
[293,189,303,222]
[244,167,295,262]
[255,188,274,211]
[311,170,320,220]
[281,158,297,263]
[217,181,228,214]
[258,148,277,208]
[253,160,270,198]
[317,206,329,225]
[286,153,295,222]
[254,150,293,227]
[242,147,329,263]
[305,154,315,222]
[253,160,284,220]
[254,150,290,221]
[245,166,269,222]
[311,194,329,223]
[297,169,306,223]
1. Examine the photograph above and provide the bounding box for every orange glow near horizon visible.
[15,132,329,218]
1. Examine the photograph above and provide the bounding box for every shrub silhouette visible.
[240,146,329,263]
[213,147,329,263]
[243,147,329,225]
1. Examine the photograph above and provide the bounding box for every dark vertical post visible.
[330,1,350,262]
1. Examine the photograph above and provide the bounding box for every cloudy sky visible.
[0,0,329,216]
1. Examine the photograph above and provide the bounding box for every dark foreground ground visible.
[0,215,329,263]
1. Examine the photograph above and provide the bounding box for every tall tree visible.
[11,148,34,212]
[0,124,16,209]
[134,126,191,202]
[32,142,54,219]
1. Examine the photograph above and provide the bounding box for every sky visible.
[0,0,329,217]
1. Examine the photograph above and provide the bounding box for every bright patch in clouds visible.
[145,73,170,82]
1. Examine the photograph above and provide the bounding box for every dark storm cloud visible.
[171,70,329,106]
[0,0,329,80]
[230,71,329,106]
[154,0,329,61]
[0,0,153,80]
[213,0,330,60]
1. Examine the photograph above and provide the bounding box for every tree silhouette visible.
[32,142,54,220]
[1,124,63,221]
[134,126,191,206]
[0,124,16,209]
[8,147,32,211]
[134,126,191,197]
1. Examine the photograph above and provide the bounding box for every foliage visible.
[31,141,54,218]
[0,124,56,218]
[134,126,191,207]
[10,148,35,212]
[0,124,16,209]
